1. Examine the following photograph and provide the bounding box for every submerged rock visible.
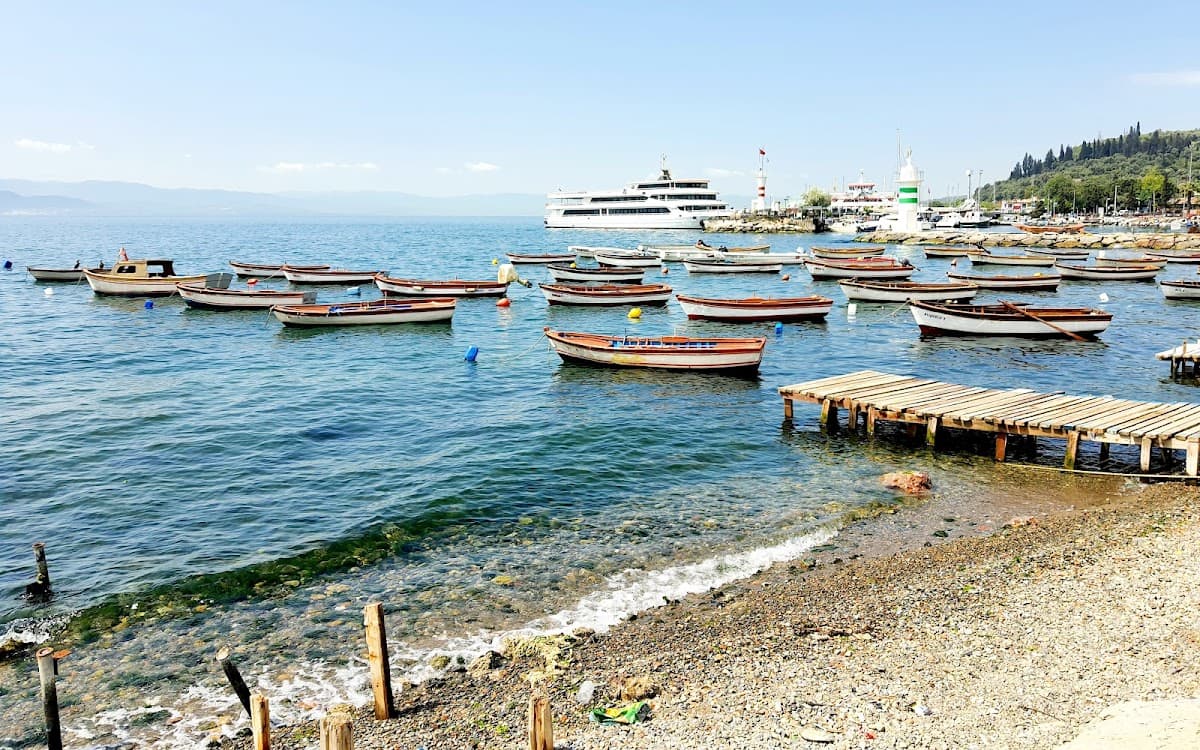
[880,471,932,495]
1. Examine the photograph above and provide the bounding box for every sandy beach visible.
[221,479,1200,750]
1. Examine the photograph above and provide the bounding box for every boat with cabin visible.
[83,259,210,296]
[544,328,767,373]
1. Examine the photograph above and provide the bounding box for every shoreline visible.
[222,473,1199,750]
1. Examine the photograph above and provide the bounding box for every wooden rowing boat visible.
[271,297,456,326]
[838,280,979,302]
[1016,223,1086,234]
[1024,247,1092,258]
[539,283,672,306]
[229,261,331,278]
[638,244,715,261]
[683,259,783,274]
[568,245,626,259]
[505,252,577,264]
[1145,250,1200,264]
[1093,254,1167,268]
[178,282,316,310]
[547,264,645,283]
[966,251,1055,267]
[282,267,386,284]
[374,275,508,297]
[921,246,975,258]
[804,257,915,280]
[693,241,769,254]
[27,264,108,281]
[593,250,663,267]
[1053,262,1160,281]
[945,270,1061,290]
[1160,280,1200,300]
[84,259,210,296]
[810,246,886,260]
[675,294,833,321]
[544,328,766,373]
[908,300,1111,338]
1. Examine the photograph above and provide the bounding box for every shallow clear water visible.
[0,218,1196,747]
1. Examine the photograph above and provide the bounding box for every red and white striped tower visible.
[751,148,767,213]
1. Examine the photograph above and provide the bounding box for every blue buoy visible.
[144,300,154,309]
[2,260,11,270]
[464,346,479,362]
[774,321,784,335]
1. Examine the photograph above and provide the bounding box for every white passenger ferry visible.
[545,161,731,229]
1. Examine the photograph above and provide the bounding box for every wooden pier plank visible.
[976,393,1077,424]
[818,377,933,403]
[860,382,981,411]
[906,387,1022,418]
[1019,396,1120,428]
[997,394,1100,425]
[1115,403,1200,438]
[934,391,1045,422]
[779,371,900,399]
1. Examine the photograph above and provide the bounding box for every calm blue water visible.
[1,217,1196,747]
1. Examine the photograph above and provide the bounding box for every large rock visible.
[881,471,932,494]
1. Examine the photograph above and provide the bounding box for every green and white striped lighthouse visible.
[896,148,922,232]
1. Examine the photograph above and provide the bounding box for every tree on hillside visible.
[1140,167,1166,211]
[1044,174,1075,214]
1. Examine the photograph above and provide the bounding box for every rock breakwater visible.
[703,216,817,233]
[856,230,1200,251]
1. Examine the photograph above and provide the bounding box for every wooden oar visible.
[999,299,1086,341]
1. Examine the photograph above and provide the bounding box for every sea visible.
[0,217,1195,748]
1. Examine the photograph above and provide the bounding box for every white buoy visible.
[847,303,858,320]
[43,287,54,297]
[1099,293,1109,303]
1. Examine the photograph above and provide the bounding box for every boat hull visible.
[229,262,330,278]
[1054,264,1159,281]
[505,253,576,264]
[909,302,1111,338]
[1145,252,1200,264]
[547,264,644,283]
[272,299,455,326]
[922,247,975,257]
[374,276,508,297]
[1161,281,1200,299]
[967,254,1055,267]
[84,271,210,296]
[684,261,782,274]
[27,267,105,281]
[675,294,832,321]
[838,280,979,302]
[540,284,672,306]
[177,284,315,310]
[544,329,765,372]
[593,252,662,267]
[811,247,886,260]
[282,269,386,284]
[805,260,915,280]
[945,272,1061,290]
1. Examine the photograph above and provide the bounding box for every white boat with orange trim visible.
[675,294,833,321]
[505,252,577,264]
[838,280,979,302]
[229,261,331,278]
[804,257,915,280]
[374,275,508,297]
[271,298,456,326]
[1053,262,1160,281]
[282,267,386,284]
[547,264,645,283]
[544,328,766,373]
[540,283,672,306]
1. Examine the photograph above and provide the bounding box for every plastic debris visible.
[590,701,649,725]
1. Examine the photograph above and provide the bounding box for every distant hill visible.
[980,124,1199,213]
[0,179,546,217]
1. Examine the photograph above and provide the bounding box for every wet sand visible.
[224,475,1200,749]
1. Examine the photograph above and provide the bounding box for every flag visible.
[759,148,766,156]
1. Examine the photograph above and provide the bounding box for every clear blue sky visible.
[3,0,1197,200]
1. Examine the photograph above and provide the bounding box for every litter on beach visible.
[590,701,650,724]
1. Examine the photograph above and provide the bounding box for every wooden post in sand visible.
[363,603,395,720]
[37,647,62,750]
[216,647,253,718]
[527,695,553,750]
[1064,432,1081,470]
[251,693,270,750]
[320,705,355,750]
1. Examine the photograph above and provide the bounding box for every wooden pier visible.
[1157,340,1200,377]
[780,370,1200,476]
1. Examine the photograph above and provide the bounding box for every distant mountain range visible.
[0,179,546,217]
[0,179,756,218]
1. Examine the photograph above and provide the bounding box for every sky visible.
[3,0,1199,201]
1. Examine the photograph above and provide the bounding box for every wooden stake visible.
[925,417,938,447]
[848,405,860,430]
[320,705,355,750]
[782,397,793,420]
[819,400,836,431]
[1099,442,1110,462]
[251,693,270,750]
[994,432,1008,462]
[37,647,62,750]
[528,695,553,750]
[216,647,252,718]
[363,603,395,720]
[1187,442,1199,477]
[866,408,877,436]
[1064,432,1081,470]
[33,543,50,587]
[1140,439,1153,472]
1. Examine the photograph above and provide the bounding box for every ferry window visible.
[562,209,601,216]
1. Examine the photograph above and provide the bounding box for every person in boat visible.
[118,246,129,261]
[73,260,80,269]
[695,239,711,249]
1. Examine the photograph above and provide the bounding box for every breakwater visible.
[702,215,817,233]
[855,230,1200,250]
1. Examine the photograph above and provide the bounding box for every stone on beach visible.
[880,470,932,494]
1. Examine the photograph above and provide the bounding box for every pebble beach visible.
[225,480,1200,750]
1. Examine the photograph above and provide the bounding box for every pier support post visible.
[782,397,793,421]
[320,705,355,750]
[363,603,395,720]
[216,647,253,718]
[925,418,938,447]
[251,694,270,750]
[36,648,61,750]
[848,405,860,431]
[1140,439,1153,472]
[1064,432,1081,471]
[1187,442,1199,477]
[528,695,553,750]
[866,408,877,436]
[819,400,838,433]
[994,432,1008,462]
[33,543,50,588]
[1099,442,1110,463]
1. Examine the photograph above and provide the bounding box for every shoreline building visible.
[829,172,896,215]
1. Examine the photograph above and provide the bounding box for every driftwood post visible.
[37,647,62,750]
[33,543,50,587]
[527,695,553,750]
[320,704,355,750]
[251,693,270,750]
[216,647,253,718]
[363,603,395,719]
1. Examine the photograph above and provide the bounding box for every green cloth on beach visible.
[590,701,650,725]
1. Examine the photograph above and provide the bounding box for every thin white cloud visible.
[434,166,454,174]
[705,167,747,178]
[465,161,499,172]
[15,138,73,153]
[76,141,96,151]
[261,161,380,174]
[1126,70,1200,86]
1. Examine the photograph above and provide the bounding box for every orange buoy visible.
[781,274,790,281]
[247,278,258,286]
[662,267,669,275]
[496,298,511,308]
